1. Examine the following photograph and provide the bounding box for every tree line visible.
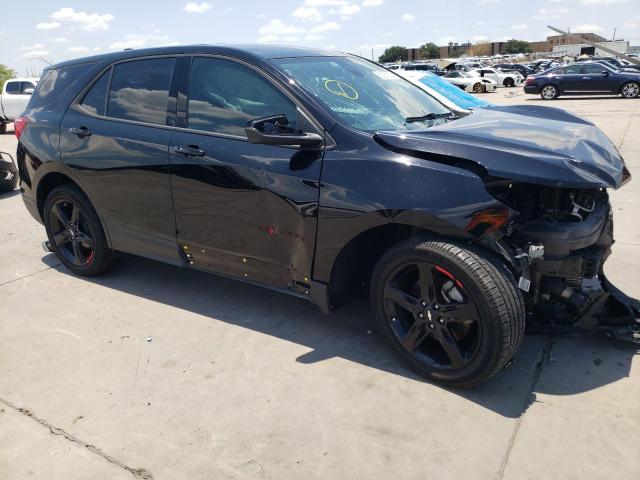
[378,40,533,63]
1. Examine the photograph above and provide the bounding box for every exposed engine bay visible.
[485,180,640,342]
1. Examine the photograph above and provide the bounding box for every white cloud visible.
[305,34,324,41]
[259,19,302,35]
[50,8,114,31]
[401,13,416,22]
[109,33,179,51]
[304,0,348,5]
[36,21,61,30]
[23,50,50,59]
[309,21,341,33]
[292,6,323,21]
[472,35,489,43]
[68,46,90,54]
[475,21,485,26]
[339,4,361,15]
[184,2,212,13]
[572,23,604,32]
[258,35,279,43]
[533,7,569,20]
[511,24,528,30]
[580,0,629,4]
[623,14,640,29]
[18,43,44,51]
[49,37,68,43]
[478,0,500,4]
[362,0,383,5]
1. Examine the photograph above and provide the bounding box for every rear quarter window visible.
[28,62,95,109]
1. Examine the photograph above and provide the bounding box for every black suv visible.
[16,46,638,387]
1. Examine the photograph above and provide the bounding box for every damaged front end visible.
[484,180,640,343]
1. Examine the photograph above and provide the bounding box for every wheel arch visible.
[37,171,113,248]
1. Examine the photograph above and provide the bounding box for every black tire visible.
[540,84,559,100]
[0,169,18,193]
[370,238,525,388]
[503,77,515,88]
[620,82,639,99]
[0,123,7,134]
[44,184,114,276]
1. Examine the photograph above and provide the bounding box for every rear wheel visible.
[540,84,559,100]
[621,82,639,98]
[472,82,483,93]
[370,238,525,388]
[503,77,515,87]
[44,185,114,276]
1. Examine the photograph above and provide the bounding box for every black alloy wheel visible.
[49,198,95,267]
[44,184,114,276]
[503,77,515,87]
[371,239,525,388]
[383,261,482,371]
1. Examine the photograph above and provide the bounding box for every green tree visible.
[419,42,439,59]
[0,64,17,87]
[503,39,532,54]
[378,46,408,63]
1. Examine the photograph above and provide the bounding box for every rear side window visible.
[559,65,581,75]
[5,82,20,94]
[187,57,297,137]
[29,63,93,109]
[107,58,175,125]
[78,69,111,116]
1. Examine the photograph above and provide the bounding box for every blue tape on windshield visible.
[417,73,492,109]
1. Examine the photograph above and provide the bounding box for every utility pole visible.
[612,27,617,41]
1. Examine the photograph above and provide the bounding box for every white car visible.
[0,77,39,133]
[442,71,497,93]
[467,68,523,87]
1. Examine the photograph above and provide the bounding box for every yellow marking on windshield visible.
[324,79,359,100]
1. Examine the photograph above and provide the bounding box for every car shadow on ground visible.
[525,96,628,101]
[43,253,638,418]
[0,189,20,199]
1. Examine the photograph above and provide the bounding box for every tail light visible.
[14,116,28,140]
[525,77,536,86]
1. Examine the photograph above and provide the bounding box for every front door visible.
[580,64,614,92]
[60,57,181,264]
[169,56,324,290]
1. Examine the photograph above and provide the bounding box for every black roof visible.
[52,44,345,69]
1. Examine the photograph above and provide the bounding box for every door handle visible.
[69,126,92,138]
[582,77,591,80]
[170,145,206,157]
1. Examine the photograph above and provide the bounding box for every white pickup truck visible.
[0,77,39,134]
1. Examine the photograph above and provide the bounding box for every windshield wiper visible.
[405,112,455,123]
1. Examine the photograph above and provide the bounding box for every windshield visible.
[273,56,451,132]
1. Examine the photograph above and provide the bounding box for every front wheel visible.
[0,169,18,193]
[44,184,114,276]
[370,239,525,388]
[503,78,515,87]
[621,82,639,98]
[472,82,483,93]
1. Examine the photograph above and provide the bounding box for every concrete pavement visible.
[1,90,638,479]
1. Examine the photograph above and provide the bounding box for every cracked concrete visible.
[1,91,639,479]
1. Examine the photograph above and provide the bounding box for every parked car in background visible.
[494,63,534,79]
[577,56,640,72]
[398,70,494,110]
[403,62,445,76]
[583,59,640,74]
[0,78,39,134]
[467,67,523,87]
[443,70,497,93]
[524,62,640,99]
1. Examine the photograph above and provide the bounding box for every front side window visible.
[107,57,175,125]
[187,57,298,137]
[583,64,608,74]
[5,82,20,94]
[21,82,36,94]
[274,56,451,132]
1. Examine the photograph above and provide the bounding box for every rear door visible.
[60,56,181,264]
[555,64,582,93]
[168,56,324,290]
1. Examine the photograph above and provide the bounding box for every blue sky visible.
[2,0,639,75]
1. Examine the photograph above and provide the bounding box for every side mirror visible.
[245,115,323,149]
[601,70,609,75]
[23,88,34,95]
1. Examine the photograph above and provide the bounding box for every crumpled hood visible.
[375,105,630,189]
